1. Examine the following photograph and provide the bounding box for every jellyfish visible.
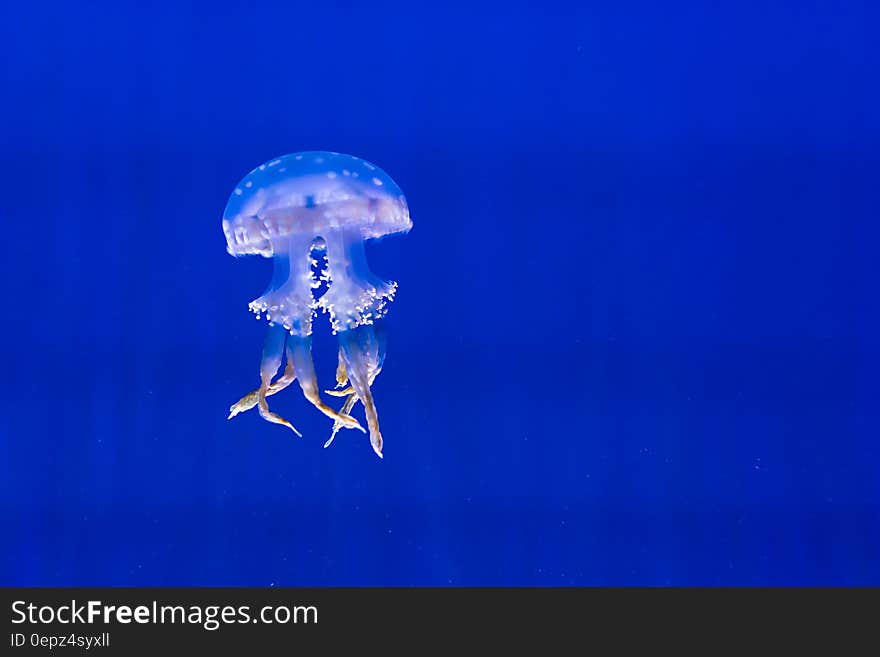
[222,151,412,458]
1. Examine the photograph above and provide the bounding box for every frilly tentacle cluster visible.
[248,294,316,337]
[317,279,397,334]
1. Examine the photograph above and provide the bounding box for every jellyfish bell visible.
[223,151,412,458]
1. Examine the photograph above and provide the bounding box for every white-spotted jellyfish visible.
[222,151,412,458]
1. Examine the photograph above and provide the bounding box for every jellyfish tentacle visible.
[325,386,354,398]
[257,325,302,436]
[227,357,296,419]
[257,384,301,437]
[324,392,359,448]
[337,326,386,457]
[225,339,364,433]
[335,348,349,388]
[316,226,392,458]
[228,234,368,439]
[242,324,302,436]
[326,349,355,396]
[324,373,381,448]
[324,350,355,448]
[325,325,387,449]
[285,336,364,432]
[229,235,315,423]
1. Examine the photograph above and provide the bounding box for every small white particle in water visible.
[351,172,359,178]
[295,155,303,160]
[259,164,266,170]
[327,171,338,179]
[372,177,382,186]
[315,157,325,163]
[234,188,243,195]
[244,181,253,188]
[342,169,351,176]
[268,159,281,167]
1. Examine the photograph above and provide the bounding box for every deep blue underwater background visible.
[1,1,878,585]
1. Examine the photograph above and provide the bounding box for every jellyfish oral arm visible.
[323,334,385,450]
[318,227,396,333]
[286,336,364,432]
[227,355,295,420]
[248,235,316,335]
[336,324,387,458]
[254,325,302,436]
[228,233,365,436]
[313,227,396,457]
[227,328,364,435]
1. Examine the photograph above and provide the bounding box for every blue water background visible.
[1,1,878,584]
